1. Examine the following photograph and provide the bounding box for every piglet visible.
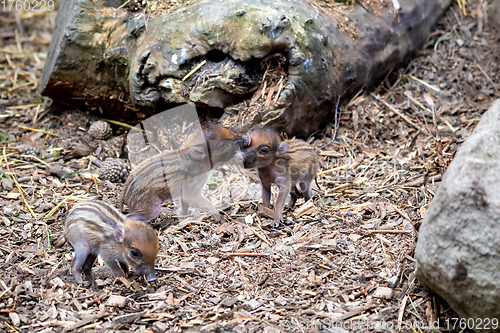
[64,200,159,288]
[242,127,319,227]
[120,122,243,222]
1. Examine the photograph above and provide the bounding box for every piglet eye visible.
[130,247,140,259]
[259,147,270,154]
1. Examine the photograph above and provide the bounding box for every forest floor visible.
[0,0,499,332]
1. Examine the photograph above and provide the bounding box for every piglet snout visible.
[145,272,157,282]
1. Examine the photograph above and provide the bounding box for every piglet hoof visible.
[272,219,281,228]
[71,268,84,285]
[212,213,224,223]
[145,272,157,283]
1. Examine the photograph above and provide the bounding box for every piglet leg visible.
[180,198,190,216]
[100,246,126,279]
[181,191,222,222]
[272,176,290,227]
[261,181,272,208]
[81,253,97,289]
[287,187,299,209]
[300,180,313,202]
[70,241,91,284]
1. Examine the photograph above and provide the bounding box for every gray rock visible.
[152,321,169,332]
[209,297,221,304]
[221,296,239,307]
[415,99,500,324]
[9,312,20,326]
[1,178,13,191]
[275,295,288,306]
[372,287,393,299]
[246,299,261,310]
[105,295,128,308]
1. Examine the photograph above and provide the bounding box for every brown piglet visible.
[64,200,159,288]
[120,122,243,222]
[242,127,319,227]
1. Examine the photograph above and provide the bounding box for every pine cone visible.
[88,120,112,140]
[99,158,129,183]
[19,146,43,161]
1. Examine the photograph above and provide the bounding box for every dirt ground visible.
[0,0,499,332]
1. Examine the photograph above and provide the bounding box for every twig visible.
[227,317,270,325]
[397,295,408,330]
[460,0,467,15]
[61,169,97,180]
[20,155,50,167]
[91,174,99,193]
[365,229,411,234]
[393,205,413,224]
[0,284,12,299]
[142,313,176,319]
[274,77,284,102]
[100,118,139,131]
[407,74,442,93]
[14,29,22,53]
[404,91,432,113]
[439,116,456,132]
[264,86,275,107]
[80,322,102,330]
[32,104,41,124]
[8,81,34,92]
[408,296,423,320]
[0,306,15,314]
[182,60,206,81]
[376,234,391,245]
[4,147,37,219]
[371,93,427,134]
[44,193,75,219]
[26,248,46,266]
[291,217,322,224]
[252,229,272,247]
[219,252,270,257]
[4,322,19,333]
[317,164,349,176]
[43,130,51,146]
[18,125,58,136]
[332,95,341,139]
[6,103,41,110]
[476,64,497,92]
[118,0,130,8]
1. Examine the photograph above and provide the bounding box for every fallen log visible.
[41,0,452,136]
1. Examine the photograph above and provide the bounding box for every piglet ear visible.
[115,225,125,243]
[243,135,251,147]
[188,146,207,160]
[277,142,289,156]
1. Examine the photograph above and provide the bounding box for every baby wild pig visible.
[242,127,319,227]
[64,200,159,287]
[120,123,243,222]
